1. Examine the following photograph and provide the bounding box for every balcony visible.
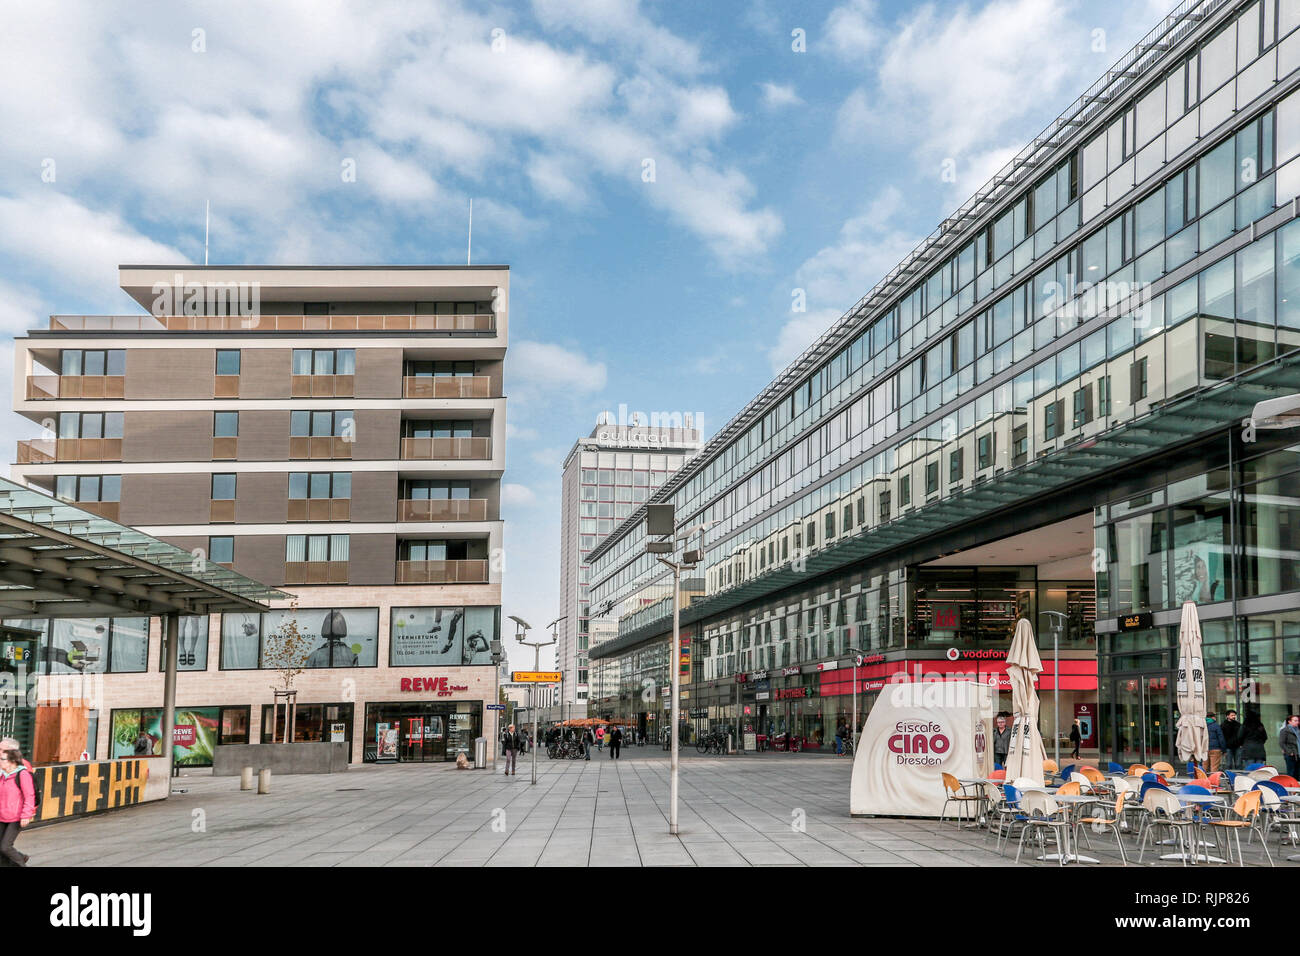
[288,498,352,521]
[289,437,352,459]
[26,375,125,400]
[400,437,491,460]
[397,498,489,522]
[72,501,120,521]
[396,559,488,584]
[290,374,354,398]
[17,438,122,463]
[50,314,497,333]
[283,561,349,586]
[402,376,492,399]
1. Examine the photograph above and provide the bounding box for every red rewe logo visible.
[401,676,451,693]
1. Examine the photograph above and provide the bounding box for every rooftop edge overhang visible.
[589,351,1300,661]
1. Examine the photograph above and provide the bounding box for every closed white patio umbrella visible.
[1004,618,1046,786]
[1174,601,1209,767]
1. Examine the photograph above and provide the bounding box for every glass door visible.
[1106,672,1172,766]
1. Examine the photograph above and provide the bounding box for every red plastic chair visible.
[1269,774,1299,788]
[989,769,1007,780]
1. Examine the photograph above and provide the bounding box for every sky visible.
[0,0,1179,669]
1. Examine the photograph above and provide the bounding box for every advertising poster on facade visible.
[110,707,220,766]
[376,722,398,760]
[222,609,379,668]
[850,681,993,817]
[1173,515,1225,604]
[390,607,496,665]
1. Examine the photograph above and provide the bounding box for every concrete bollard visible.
[240,766,254,791]
[257,768,271,794]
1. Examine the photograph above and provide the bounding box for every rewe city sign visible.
[400,676,469,696]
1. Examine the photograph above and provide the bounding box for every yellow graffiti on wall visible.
[33,758,149,823]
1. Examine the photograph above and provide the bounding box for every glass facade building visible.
[590,0,1300,764]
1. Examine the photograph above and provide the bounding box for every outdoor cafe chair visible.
[1176,784,1221,824]
[1137,789,1195,865]
[1012,776,1046,792]
[940,772,983,828]
[1150,761,1176,777]
[983,782,1016,848]
[1043,759,1060,778]
[1245,762,1265,771]
[1208,791,1273,867]
[1080,767,1106,784]
[1233,773,1256,794]
[1270,774,1300,788]
[995,785,1030,856]
[1056,763,1074,782]
[1015,790,1071,866]
[1193,765,1210,781]
[1128,764,1149,776]
[1057,781,1083,796]
[988,769,1007,781]
[1249,768,1278,781]
[1108,762,1125,774]
[1073,791,1129,866]
[1251,782,1288,844]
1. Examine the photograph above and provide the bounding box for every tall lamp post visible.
[512,615,560,785]
[645,503,717,836]
[1042,610,1067,769]
[846,645,865,755]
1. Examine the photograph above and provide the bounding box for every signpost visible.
[512,671,563,683]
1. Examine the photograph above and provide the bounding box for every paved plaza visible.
[20,748,1295,867]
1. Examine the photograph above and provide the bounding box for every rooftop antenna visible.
[467,197,473,265]
[204,200,210,265]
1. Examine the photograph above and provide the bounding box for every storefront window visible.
[220,608,379,669]
[261,702,353,747]
[1240,468,1300,598]
[109,706,233,766]
[44,617,148,674]
[389,606,498,665]
[1106,512,1167,614]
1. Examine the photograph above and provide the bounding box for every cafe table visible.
[1161,792,1226,864]
[1037,792,1101,864]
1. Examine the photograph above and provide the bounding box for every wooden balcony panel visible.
[400,437,491,460]
[396,559,488,584]
[77,501,121,521]
[402,376,492,399]
[214,375,240,398]
[210,499,236,523]
[212,437,238,459]
[52,438,123,462]
[283,561,349,586]
[398,498,488,522]
[25,377,59,400]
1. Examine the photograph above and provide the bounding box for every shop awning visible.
[0,477,284,619]
[591,350,1300,661]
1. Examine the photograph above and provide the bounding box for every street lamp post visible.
[1042,611,1067,769]
[846,645,865,755]
[645,503,716,837]
[512,615,562,785]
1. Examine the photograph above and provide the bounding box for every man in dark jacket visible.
[992,713,1012,768]
[609,725,623,759]
[1221,710,1242,769]
[1206,714,1226,772]
[1281,714,1300,781]
[501,723,521,776]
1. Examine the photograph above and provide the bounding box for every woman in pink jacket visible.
[0,748,35,867]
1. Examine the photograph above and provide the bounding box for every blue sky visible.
[0,0,1178,668]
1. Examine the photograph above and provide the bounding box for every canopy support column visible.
[161,612,179,779]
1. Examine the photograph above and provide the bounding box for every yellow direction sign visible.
[512,671,562,683]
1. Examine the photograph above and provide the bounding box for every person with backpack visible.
[0,748,35,866]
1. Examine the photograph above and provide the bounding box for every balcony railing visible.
[402,376,492,399]
[289,437,353,459]
[397,498,489,522]
[26,375,125,400]
[396,559,488,584]
[283,561,349,586]
[17,438,122,463]
[288,498,352,521]
[290,374,354,398]
[400,437,491,460]
[71,500,121,521]
[50,314,496,333]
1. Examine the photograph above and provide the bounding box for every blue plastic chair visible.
[1246,762,1265,771]
[1141,772,1160,783]
[1058,764,1075,782]
[1179,784,1210,795]
[1138,780,1172,803]
[994,784,1028,856]
[994,761,1004,771]
[1108,762,1124,774]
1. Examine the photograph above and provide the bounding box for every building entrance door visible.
[1106,673,1173,766]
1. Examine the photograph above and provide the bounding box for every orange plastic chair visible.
[1150,761,1176,777]
[1056,781,1082,795]
[989,769,1007,781]
[1208,791,1274,866]
[1128,764,1148,776]
[1043,759,1060,777]
[1194,766,1210,780]
[1080,767,1105,783]
[940,772,982,828]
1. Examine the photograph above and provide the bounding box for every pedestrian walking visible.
[501,723,520,776]
[596,725,605,750]
[609,725,623,759]
[1069,718,1082,760]
[1281,714,1300,780]
[0,740,31,773]
[582,727,595,760]
[834,720,847,755]
[1221,709,1242,770]
[0,748,35,867]
[992,713,1012,768]
[1206,713,1226,772]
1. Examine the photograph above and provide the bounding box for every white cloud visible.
[769,187,924,371]
[509,340,608,394]
[530,0,706,75]
[824,0,881,61]
[758,82,803,110]
[502,482,538,506]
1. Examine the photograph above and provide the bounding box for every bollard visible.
[257,768,271,794]
[240,766,254,791]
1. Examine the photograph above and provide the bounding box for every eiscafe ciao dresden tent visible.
[851,680,994,817]
[0,478,282,767]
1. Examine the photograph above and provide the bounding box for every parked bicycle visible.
[695,730,727,755]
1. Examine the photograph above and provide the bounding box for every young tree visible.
[263,603,311,742]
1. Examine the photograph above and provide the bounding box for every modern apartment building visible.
[590,0,1300,768]
[9,265,508,764]
[550,419,700,719]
